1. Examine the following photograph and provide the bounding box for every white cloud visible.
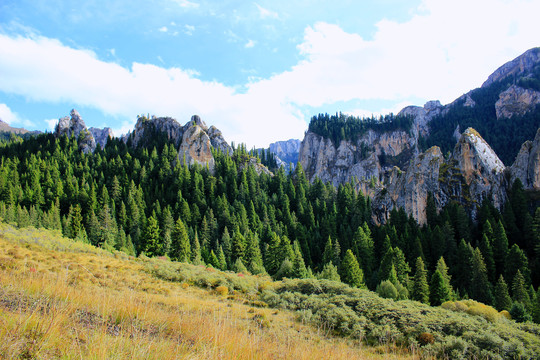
[245,39,256,48]
[171,0,199,9]
[183,25,195,35]
[158,26,168,33]
[0,0,539,147]
[0,103,18,124]
[44,118,57,131]
[255,3,278,19]
[0,103,35,127]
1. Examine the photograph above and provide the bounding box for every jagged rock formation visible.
[373,128,507,224]
[299,47,540,224]
[238,157,273,176]
[89,127,114,148]
[55,109,96,153]
[208,126,233,155]
[495,85,540,119]
[299,100,444,188]
[510,128,540,190]
[128,114,234,173]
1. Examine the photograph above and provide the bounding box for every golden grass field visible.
[0,224,414,359]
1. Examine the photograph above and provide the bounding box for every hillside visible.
[2,224,540,359]
[0,223,398,360]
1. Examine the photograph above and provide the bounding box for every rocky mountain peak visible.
[482,47,540,88]
[55,109,96,153]
[89,127,114,149]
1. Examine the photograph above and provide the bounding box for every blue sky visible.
[0,0,539,147]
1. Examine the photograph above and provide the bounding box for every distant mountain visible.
[298,47,540,223]
[0,119,41,140]
[269,139,301,168]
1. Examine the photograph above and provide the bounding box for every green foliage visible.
[339,249,365,288]
[411,257,429,304]
[308,112,414,147]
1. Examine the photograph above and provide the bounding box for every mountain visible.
[89,127,114,149]
[55,109,96,153]
[127,114,233,173]
[298,47,540,223]
[269,139,301,168]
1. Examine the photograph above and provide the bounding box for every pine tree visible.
[217,246,227,270]
[411,257,429,304]
[317,262,340,281]
[340,249,365,288]
[191,231,203,265]
[512,270,531,309]
[494,275,512,311]
[430,270,451,306]
[171,218,190,262]
[470,248,493,305]
[143,215,161,257]
[292,240,307,278]
[493,220,509,277]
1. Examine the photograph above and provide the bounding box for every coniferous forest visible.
[1,128,540,326]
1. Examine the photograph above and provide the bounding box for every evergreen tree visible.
[171,218,190,262]
[430,270,451,306]
[470,248,493,305]
[411,257,429,304]
[191,231,203,265]
[512,270,531,309]
[317,262,341,281]
[143,215,161,257]
[340,249,365,288]
[494,275,512,311]
[493,220,509,277]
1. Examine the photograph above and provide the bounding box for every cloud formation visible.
[0,0,539,147]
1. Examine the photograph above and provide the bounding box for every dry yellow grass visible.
[0,224,414,359]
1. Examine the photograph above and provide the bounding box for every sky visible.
[0,0,539,148]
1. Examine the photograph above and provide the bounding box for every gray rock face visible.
[129,114,236,173]
[178,122,215,171]
[373,128,507,224]
[269,139,301,167]
[89,127,114,148]
[398,100,443,139]
[131,116,184,148]
[208,126,233,155]
[54,109,96,153]
[495,85,540,119]
[238,157,273,176]
[374,146,444,224]
[449,128,506,213]
[510,128,540,189]
[482,47,540,88]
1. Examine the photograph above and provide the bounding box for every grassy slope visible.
[0,224,408,360]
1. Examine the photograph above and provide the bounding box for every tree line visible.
[0,130,539,322]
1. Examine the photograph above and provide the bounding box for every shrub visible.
[418,332,435,345]
[215,285,229,296]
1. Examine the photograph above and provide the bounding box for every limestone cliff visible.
[55,109,96,154]
[89,127,114,149]
[298,47,540,223]
[495,85,540,119]
[510,128,540,190]
[269,139,301,168]
[372,128,507,224]
[128,114,234,173]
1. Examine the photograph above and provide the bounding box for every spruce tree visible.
[494,275,512,311]
[143,215,161,257]
[430,270,451,306]
[171,218,190,262]
[411,257,429,304]
[340,249,365,288]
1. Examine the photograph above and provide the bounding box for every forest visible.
[0,128,539,325]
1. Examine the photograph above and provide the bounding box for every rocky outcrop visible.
[269,139,301,167]
[130,116,184,148]
[128,114,235,173]
[373,128,507,224]
[449,128,506,211]
[495,85,540,119]
[374,146,444,224]
[510,128,540,189]
[89,127,114,148]
[208,126,233,155]
[55,109,96,153]
[482,47,540,88]
[238,157,273,176]
[178,121,215,171]
[398,100,444,140]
